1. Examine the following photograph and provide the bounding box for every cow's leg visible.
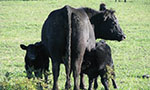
[65,63,72,90]
[94,77,98,89]
[80,73,86,90]
[71,39,86,90]
[71,51,85,90]
[52,61,60,90]
[71,12,92,90]
[72,60,82,90]
[88,78,93,90]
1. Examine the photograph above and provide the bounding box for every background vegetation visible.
[0,0,150,89]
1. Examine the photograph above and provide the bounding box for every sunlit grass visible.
[0,0,150,89]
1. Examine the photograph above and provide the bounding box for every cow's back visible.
[42,6,69,59]
[42,5,95,61]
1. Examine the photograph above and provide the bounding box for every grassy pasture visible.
[0,0,150,90]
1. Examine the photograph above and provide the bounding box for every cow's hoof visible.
[80,83,86,90]
[94,83,98,89]
[52,88,59,90]
[65,84,71,90]
[52,86,59,90]
[80,87,87,90]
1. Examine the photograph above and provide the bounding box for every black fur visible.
[41,5,125,90]
[20,42,49,83]
[80,40,117,90]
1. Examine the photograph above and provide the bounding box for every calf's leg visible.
[112,79,117,89]
[101,76,109,90]
[111,66,117,89]
[25,65,33,79]
[44,62,50,83]
[100,71,109,90]
[88,78,94,90]
[94,77,98,89]
[44,69,49,83]
[34,69,42,79]
[26,70,33,79]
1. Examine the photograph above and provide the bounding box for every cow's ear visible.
[20,44,27,50]
[99,3,106,11]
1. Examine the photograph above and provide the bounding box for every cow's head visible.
[91,7,126,41]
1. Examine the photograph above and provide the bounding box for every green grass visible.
[0,0,150,90]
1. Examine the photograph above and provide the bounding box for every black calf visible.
[20,42,49,83]
[80,40,117,90]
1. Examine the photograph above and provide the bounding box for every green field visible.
[0,0,150,90]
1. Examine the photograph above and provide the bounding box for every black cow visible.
[115,0,126,2]
[83,7,126,41]
[41,5,125,90]
[80,40,117,90]
[20,42,49,83]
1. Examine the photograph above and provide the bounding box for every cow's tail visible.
[65,5,72,81]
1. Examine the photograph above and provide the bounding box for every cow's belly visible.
[46,31,66,59]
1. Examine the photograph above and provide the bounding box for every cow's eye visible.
[112,22,116,25]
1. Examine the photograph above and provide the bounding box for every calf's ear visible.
[20,44,27,50]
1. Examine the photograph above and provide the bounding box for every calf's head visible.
[91,8,126,41]
[20,44,38,61]
[20,42,42,78]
